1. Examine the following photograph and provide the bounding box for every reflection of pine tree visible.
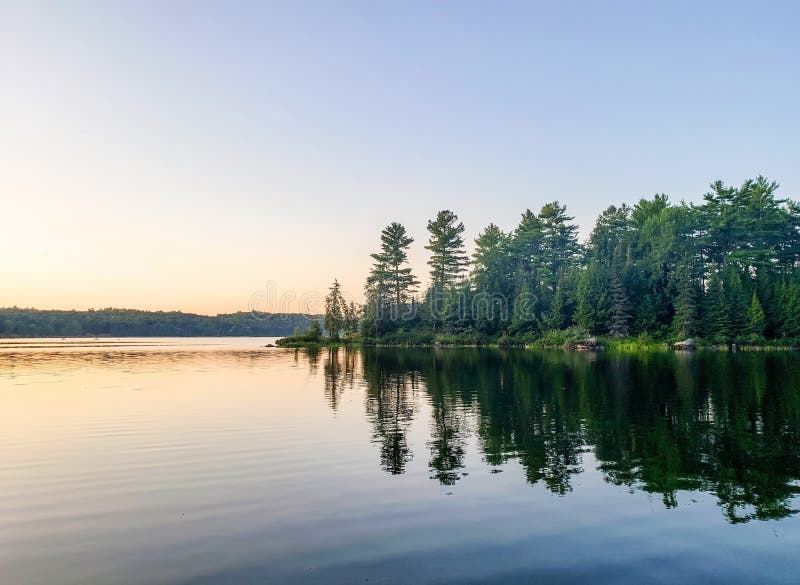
[323,348,357,410]
[352,347,800,523]
[304,347,321,374]
[428,401,467,485]
[364,371,417,475]
[541,422,584,495]
[484,354,587,494]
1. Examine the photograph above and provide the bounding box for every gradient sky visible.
[2,1,799,314]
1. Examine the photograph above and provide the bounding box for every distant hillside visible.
[0,308,320,338]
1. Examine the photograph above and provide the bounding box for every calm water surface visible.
[1,338,799,584]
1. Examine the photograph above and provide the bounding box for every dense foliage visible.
[356,176,800,345]
[0,308,316,337]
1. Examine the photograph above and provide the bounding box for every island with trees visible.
[284,176,800,350]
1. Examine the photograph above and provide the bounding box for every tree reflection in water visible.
[313,347,800,523]
[362,350,418,475]
[322,347,357,411]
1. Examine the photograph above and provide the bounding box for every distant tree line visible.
[320,176,800,345]
[0,308,317,337]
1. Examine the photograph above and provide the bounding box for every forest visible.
[318,176,800,347]
[0,308,315,338]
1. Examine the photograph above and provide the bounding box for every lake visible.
[1,338,799,584]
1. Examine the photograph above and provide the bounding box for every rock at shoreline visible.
[573,337,602,351]
[673,338,696,351]
[264,343,275,347]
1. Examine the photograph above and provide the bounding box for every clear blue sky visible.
[2,1,798,313]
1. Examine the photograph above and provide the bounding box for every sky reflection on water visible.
[1,340,799,584]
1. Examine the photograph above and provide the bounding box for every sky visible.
[2,1,799,315]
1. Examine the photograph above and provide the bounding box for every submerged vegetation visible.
[314,176,800,349]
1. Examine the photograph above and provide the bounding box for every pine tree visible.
[324,279,345,339]
[724,269,747,338]
[352,175,800,343]
[538,201,580,293]
[574,260,610,333]
[746,292,766,337]
[343,301,360,335]
[510,210,545,330]
[364,222,419,333]
[757,272,780,337]
[672,266,698,339]
[703,272,730,343]
[364,258,389,334]
[370,222,419,310]
[608,266,632,337]
[426,210,468,290]
[306,319,323,341]
[780,284,800,338]
[541,279,565,331]
[472,224,513,332]
[473,224,513,294]
[512,279,537,332]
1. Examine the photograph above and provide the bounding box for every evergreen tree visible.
[724,269,748,338]
[426,210,468,289]
[541,279,565,331]
[538,201,580,294]
[306,319,323,341]
[473,224,513,294]
[364,223,419,333]
[746,292,766,337]
[511,210,546,328]
[703,272,730,343]
[780,284,800,338]
[349,175,800,345]
[511,279,538,332]
[587,204,632,263]
[574,260,610,333]
[370,222,419,310]
[343,301,360,335]
[672,265,698,339]
[608,266,632,337]
[472,224,513,331]
[757,272,781,337]
[324,279,345,339]
[364,259,389,335]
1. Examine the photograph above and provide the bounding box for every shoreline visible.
[2,335,794,352]
[273,340,798,352]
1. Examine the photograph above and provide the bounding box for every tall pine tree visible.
[746,292,766,337]
[608,264,632,338]
[324,279,345,339]
[426,210,468,290]
[370,222,419,311]
[703,271,730,343]
[672,262,698,339]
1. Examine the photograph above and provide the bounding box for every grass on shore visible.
[275,329,797,351]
